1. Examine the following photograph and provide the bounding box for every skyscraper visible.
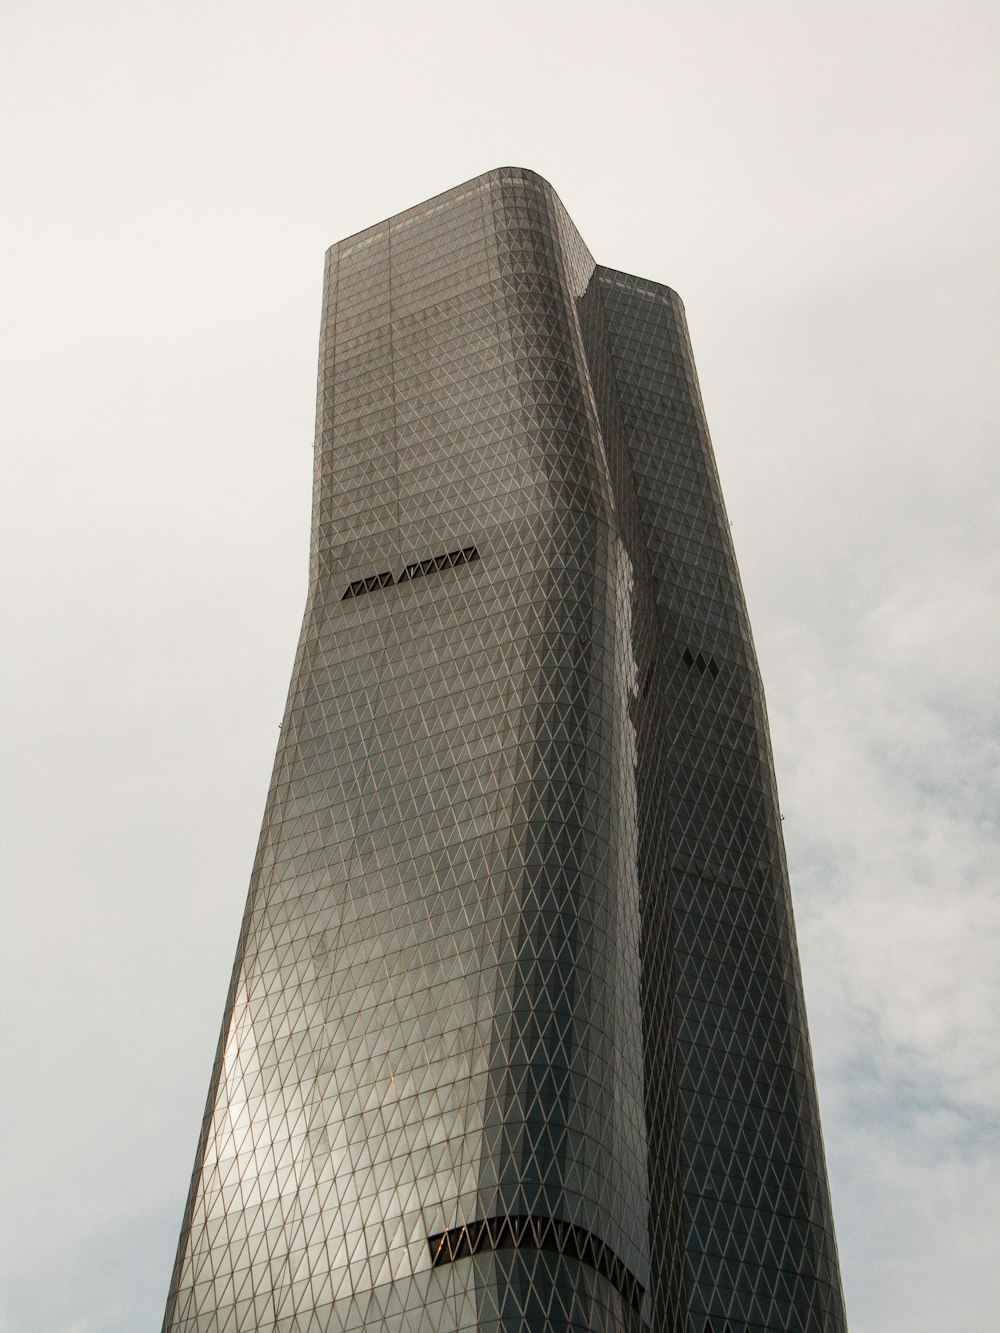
[163,168,847,1333]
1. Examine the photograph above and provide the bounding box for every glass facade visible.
[162,169,847,1333]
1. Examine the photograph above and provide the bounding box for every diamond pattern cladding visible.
[163,169,847,1333]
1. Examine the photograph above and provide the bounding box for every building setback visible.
[163,168,847,1333]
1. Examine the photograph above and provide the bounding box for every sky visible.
[1,2,998,1330]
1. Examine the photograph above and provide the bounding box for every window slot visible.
[682,646,720,680]
[399,544,480,584]
[342,546,480,600]
[428,1213,644,1313]
[341,570,394,600]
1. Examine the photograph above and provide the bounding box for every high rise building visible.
[163,168,847,1333]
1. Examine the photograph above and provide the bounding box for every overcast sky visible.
[2,3,998,1331]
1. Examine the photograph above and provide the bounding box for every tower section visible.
[591,272,847,1333]
[163,169,847,1333]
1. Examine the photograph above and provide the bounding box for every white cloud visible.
[766,510,1000,1326]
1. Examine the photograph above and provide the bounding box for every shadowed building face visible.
[163,168,847,1333]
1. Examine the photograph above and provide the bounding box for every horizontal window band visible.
[341,570,394,600]
[399,544,479,583]
[427,1213,644,1313]
[342,545,479,600]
